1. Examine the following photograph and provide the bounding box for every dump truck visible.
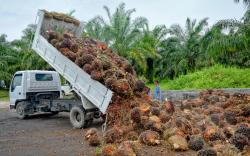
[9,10,113,129]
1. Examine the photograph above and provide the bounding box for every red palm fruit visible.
[101,145,117,156]
[55,42,61,50]
[64,51,76,62]
[162,100,175,114]
[111,79,132,96]
[103,60,112,70]
[104,77,116,89]
[139,130,160,146]
[90,70,104,81]
[150,107,160,116]
[124,63,135,75]
[130,107,141,124]
[61,38,72,48]
[134,80,145,92]
[47,30,58,42]
[103,127,123,144]
[50,39,58,46]
[96,42,108,50]
[91,59,103,70]
[83,64,93,74]
[81,54,94,65]
[159,111,170,123]
[63,32,72,39]
[59,48,70,55]
[104,69,115,79]
[70,43,79,53]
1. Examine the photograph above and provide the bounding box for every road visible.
[0,101,99,156]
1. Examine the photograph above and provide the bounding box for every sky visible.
[0,0,247,41]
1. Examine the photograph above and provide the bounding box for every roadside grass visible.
[147,65,250,90]
[0,89,9,101]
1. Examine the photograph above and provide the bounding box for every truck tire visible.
[16,102,28,119]
[70,106,87,129]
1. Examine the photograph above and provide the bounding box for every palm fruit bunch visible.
[197,148,217,156]
[231,125,250,150]
[85,128,101,146]
[45,29,145,98]
[103,126,124,144]
[188,136,204,151]
[139,130,160,146]
[43,10,80,25]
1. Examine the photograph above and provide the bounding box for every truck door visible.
[9,73,23,106]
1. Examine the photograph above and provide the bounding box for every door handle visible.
[18,92,21,95]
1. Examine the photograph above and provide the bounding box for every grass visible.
[0,89,9,101]
[147,65,250,90]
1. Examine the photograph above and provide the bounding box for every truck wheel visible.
[16,102,27,119]
[70,106,86,129]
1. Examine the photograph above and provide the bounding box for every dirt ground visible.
[0,101,196,156]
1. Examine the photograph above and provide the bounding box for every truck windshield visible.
[13,74,22,86]
[35,74,53,81]
[11,74,22,92]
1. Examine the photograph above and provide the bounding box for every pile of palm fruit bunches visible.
[45,11,250,156]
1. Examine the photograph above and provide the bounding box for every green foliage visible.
[84,3,250,82]
[155,18,209,79]
[0,24,50,87]
[203,11,250,68]
[0,34,18,85]
[84,3,148,55]
[148,65,250,90]
[1,3,249,88]
[130,25,167,82]
[0,89,9,101]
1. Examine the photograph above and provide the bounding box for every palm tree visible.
[84,3,148,57]
[129,24,168,81]
[0,34,19,86]
[158,18,208,79]
[83,17,107,42]
[203,10,250,67]
[234,0,250,9]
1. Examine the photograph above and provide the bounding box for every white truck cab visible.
[9,70,61,110]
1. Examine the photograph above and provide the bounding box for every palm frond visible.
[103,6,112,22]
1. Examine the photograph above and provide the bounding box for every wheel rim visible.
[17,106,24,116]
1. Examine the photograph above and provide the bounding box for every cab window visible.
[11,74,22,92]
[35,73,53,81]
